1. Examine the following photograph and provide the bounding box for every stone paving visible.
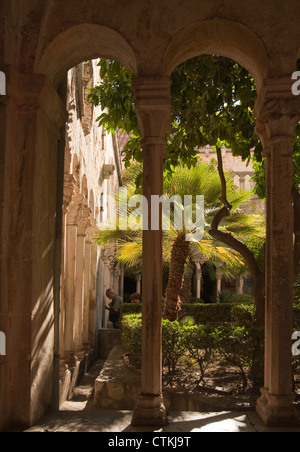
[25,360,300,433]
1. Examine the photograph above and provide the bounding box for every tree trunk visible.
[253,272,265,327]
[164,234,190,321]
[179,264,194,303]
[209,144,265,327]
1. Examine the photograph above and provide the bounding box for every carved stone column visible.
[131,77,171,427]
[236,275,245,295]
[82,218,96,349]
[254,78,300,427]
[64,193,82,365]
[136,274,142,294]
[194,262,202,299]
[215,266,223,302]
[60,174,76,374]
[0,66,67,428]
[74,202,92,357]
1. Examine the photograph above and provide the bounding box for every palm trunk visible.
[164,234,190,321]
[209,145,266,327]
[179,264,194,303]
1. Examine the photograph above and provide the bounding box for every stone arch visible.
[163,19,269,92]
[34,23,137,89]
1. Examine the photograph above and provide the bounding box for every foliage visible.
[294,274,300,305]
[217,290,233,304]
[231,304,255,328]
[251,124,300,199]
[90,57,267,320]
[120,313,264,388]
[229,294,255,305]
[184,325,218,382]
[162,320,185,373]
[121,313,142,367]
[88,56,259,178]
[216,326,264,388]
[96,160,265,305]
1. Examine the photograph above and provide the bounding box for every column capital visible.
[63,174,77,214]
[254,76,300,143]
[77,204,92,236]
[4,65,67,134]
[132,76,171,140]
[66,193,84,226]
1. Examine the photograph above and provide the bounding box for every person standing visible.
[105,288,123,328]
[130,292,142,304]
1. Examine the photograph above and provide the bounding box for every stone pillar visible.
[254,78,300,427]
[194,262,202,299]
[74,203,92,357]
[236,275,245,295]
[216,266,223,302]
[59,174,76,374]
[64,194,81,365]
[136,274,142,294]
[82,220,95,349]
[0,67,67,429]
[131,77,171,427]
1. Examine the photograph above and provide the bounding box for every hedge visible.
[121,301,300,329]
[121,302,247,326]
[120,313,265,387]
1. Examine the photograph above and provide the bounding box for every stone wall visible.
[59,59,123,406]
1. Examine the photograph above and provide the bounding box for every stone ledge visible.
[98,329,122,359]
[94,345,258,412]
[94,345,141,410]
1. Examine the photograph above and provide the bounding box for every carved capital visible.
[77,204,92,236]
[66,194,84,226]
[254,77,300,143]
[63,174,77,213]
[132,76,171,140]
[101,245,117,271]
[85,217,96,242]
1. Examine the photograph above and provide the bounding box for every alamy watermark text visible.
[292,71,300,96]
[0,71,6,95]
[0,331,6,355]
[103,189,205,242]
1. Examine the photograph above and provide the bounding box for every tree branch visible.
[209,144,263,282]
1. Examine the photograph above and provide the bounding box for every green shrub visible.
[121,313,142,367]
[184,325,218,382]
[180,303,232,326]
[217,290,233,304]
[162,320,185,373]
[230,294,255,305]
[216,326,264,388]
[120,313,264,387]
[231,304,255,328]
[294,305,300,330]
[189,298,205,304]
[120,302,142,316]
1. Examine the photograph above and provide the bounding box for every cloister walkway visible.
[25,361,300,433]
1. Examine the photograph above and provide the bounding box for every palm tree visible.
[96,160,265,321]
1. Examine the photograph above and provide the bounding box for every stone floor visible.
[25,360,300,433]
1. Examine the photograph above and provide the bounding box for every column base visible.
[131,394,167,427]
[256,387,300,427]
